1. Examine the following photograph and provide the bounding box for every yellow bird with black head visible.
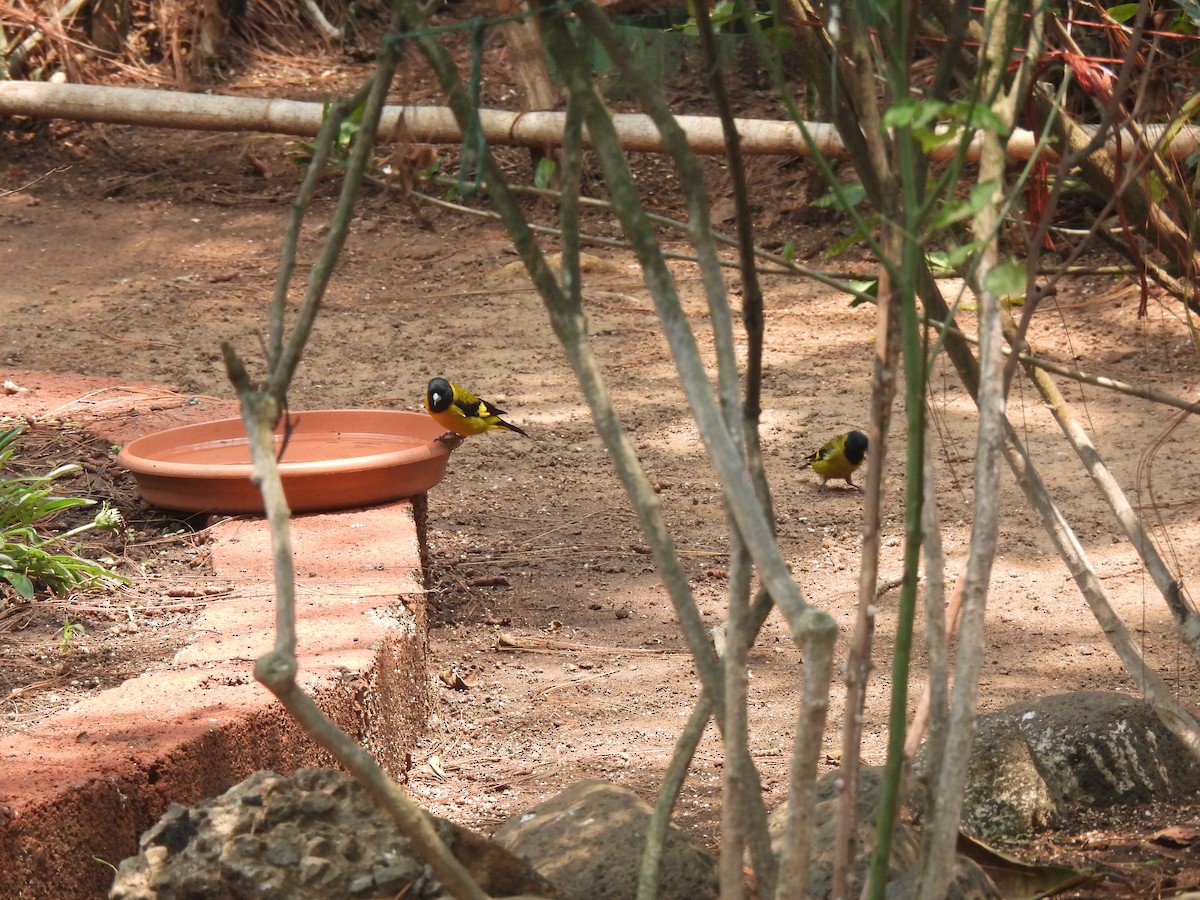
[801,430,869,493]
[425,377,528,441]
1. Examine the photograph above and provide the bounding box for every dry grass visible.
[1,0,365,87]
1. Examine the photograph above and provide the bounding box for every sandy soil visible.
[3,13,1200,895]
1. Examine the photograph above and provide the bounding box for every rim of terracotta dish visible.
[118,410,450,480]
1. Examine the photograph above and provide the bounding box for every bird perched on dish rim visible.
[425,377,528,442]
[801,429,868,493]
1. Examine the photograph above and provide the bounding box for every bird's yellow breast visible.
[810,454,861,480]
[426,404,495,436]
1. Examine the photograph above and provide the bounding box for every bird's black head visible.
[845,430,869,464]
[427,377,453,413]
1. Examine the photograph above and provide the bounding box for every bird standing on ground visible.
[801,430,869,493]
[425,377,528,442]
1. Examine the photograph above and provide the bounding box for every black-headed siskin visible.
[800,430,868,493]
[425,377,528,440]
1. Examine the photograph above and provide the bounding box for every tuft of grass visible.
[0,425,128,603]
[58,612,85,651]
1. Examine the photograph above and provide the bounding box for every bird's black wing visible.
[478,397,508,417]
[453,394,493,419]
[815,436,841,463]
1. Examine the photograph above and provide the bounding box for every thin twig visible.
[913,0,1041,892]
[637,694,713,899]
[775,608,837,898]
[1005,307,1200,665]
[300,0,343,39]
[221,11,490,898]
[905,448,951,766]
[411,0,726,714]
[925,316,1200,414]
[0,165,71,198]
[691,1,768,892]
[639,588,777,899]
[268,78,376,391]
[414,179,881,289]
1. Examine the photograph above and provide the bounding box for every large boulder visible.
[924,692,1200,841]
[493,779,718,900]
[109,768,555,899]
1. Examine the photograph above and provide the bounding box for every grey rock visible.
[494,779,718,900]
[264,836,301,867]
[142,804,197,855]
[373,859,420,893]
[110,768,554,899]
[919,691,1200,840]
[299,790,337,817]
[297,855,330,885]
[340,833,363,863]
[304,836,333,858]
[347,873,376,895]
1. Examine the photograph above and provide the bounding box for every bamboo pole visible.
[4,81,1200,160]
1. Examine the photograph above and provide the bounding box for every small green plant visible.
[285,96,370,172]
[533,157,558,190]
[674,0,769,35]
[58,613,85,652]
[0,425,128,603]
[92,857,117,876]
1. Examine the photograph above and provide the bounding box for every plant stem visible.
[775,608,837,898]
[223,10,491,896]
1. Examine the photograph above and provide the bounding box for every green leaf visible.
[983,259,1027,297]
[931,180,998,231]
[534,157,558,190]
[1144,169,1167,204]
[1104,2,1140,22]
[935,100,1006,135]
[0,425,25,459]
[960,103,1005,134]
[913,124,959,153]
[0,429,125,597]
[883,98,947,130]
[888,98,1007,153]
[925,251,954,273]
[711,0,738,25]
[943,240,981,270]
[930,199,974,232]
[1,570,34,600]
[884,99,958,153]
[882,100,917,129]
[846,279,879,307]
[824,215,878,258]
[811,182,867,210]
[762,23,796,50]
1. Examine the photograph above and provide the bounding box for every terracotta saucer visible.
[117,409,451,514]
